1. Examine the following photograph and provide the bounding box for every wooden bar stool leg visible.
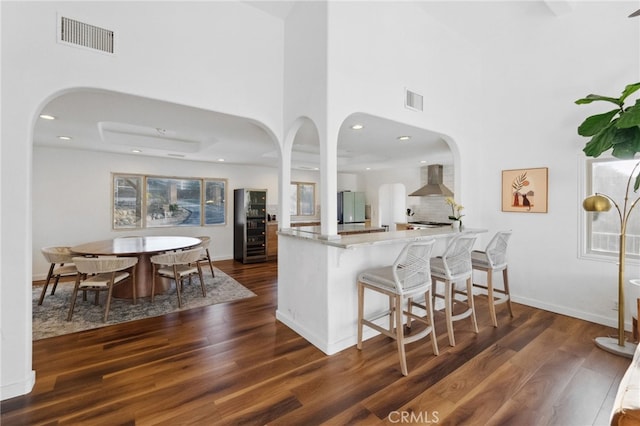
[487,269,498,327]
[394,295,408,376]
[424,288,439,356]
[466,277,478,333]
[357,283,364,349]
[503,268,514,317]
[444,279,455,347]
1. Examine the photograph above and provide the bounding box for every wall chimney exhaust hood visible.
[409,164,454,197]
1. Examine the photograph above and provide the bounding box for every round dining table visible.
[71,236,202,298]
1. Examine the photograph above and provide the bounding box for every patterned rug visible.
[32,267,256,340]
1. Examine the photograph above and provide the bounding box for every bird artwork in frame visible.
[501,167,548,213]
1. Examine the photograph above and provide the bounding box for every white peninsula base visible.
[276,227,485,355]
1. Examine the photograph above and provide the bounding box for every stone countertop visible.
[292,223,384,235]
[279,226,486,249]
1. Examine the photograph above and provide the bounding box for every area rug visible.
[32,267,256,340]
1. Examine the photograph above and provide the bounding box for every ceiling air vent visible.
[405,89,424,112]
[59,16,114,54]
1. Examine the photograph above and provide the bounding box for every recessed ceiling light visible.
[57,136,72,140]
[397,136,411,141]
[420,160,427,164]
[39,114,56,120]
[218,158,225,162]
[365,167,371,170]
[351,124,364,130]
[132,149,142,153]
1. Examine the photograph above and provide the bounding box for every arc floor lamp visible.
[583,160,640,358]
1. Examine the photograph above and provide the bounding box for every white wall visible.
[2,1,284,399]
[32,147,279,279]
[323,0,639,332]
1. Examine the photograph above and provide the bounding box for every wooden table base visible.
[112,253,172,299]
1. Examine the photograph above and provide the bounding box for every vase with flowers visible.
[445,197,465,229]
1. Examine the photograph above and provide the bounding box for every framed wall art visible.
[501,167,548,213]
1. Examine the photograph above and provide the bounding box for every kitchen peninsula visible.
[276,226,486,355]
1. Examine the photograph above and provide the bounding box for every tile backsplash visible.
[407,164,455,222]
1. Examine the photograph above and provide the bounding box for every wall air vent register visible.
[405,89,424,112]
[59,16,115,54]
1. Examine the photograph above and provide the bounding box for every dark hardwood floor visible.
[2,259,632,425]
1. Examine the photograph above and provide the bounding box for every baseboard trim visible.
[1,370,35,401]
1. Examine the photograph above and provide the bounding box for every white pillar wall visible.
[1,1,286,399]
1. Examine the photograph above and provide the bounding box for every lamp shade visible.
[583,195,612,212]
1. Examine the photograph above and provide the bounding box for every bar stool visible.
[428,234,478,347]
[357,240,439,376]
[471,231,513,327]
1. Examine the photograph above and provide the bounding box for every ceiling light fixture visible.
[39,114,56,120]
[218,158,225,162]
[57,136,72,140]
[351,124,364,130]
[132,149,142,153]
[397,136,411,141]
[365,167,371,170]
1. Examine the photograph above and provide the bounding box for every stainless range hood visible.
[409,164,454,197]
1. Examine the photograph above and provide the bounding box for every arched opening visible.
[31,87,281,280]
[336,112,456,230]
[284,117,321,227]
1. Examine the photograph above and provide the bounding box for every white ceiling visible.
[34,89,452,173]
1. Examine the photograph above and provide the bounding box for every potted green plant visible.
[575,82,640,357]
[575,81,640,190]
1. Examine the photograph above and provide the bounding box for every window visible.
[146,177,202,228]
[585,158,640,260]
[290,182,315,216]
[113,174,143,229]
[112,173,226,229]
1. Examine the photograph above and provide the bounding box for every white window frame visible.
[290,181,316,217]
[579,156,640,265]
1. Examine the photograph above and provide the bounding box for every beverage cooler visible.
[234,188,267,263]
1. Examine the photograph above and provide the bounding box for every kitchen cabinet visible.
[267,222,278,259]
[234,188,267,263]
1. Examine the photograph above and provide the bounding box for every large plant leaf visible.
[582,122,617,157]
[635,173,640,192]
[577,109,619,136]
[610,127,640,158]
[619,82,640,103]
[575,94,622,106]
[616,100,640,129]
